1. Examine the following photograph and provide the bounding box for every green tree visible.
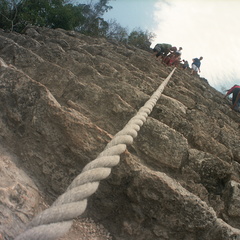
[106,19,128,42]
[16,0,53,30]
[77,0,112,36]
[127,28,156,51]
[0,0,18,31]
[0,0,85,32]
[0,0,155,53]
[16,0,85,31]
[47,3,85,30]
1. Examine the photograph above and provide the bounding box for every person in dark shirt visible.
[224,84,240,110]
[191,56,203,75]
[154,43,172,61]
[182,59,189,69]
[152,44,162,57]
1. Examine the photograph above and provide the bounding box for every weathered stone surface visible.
[0,145,45,239]
[1,27,240,240]
[223,180,240,231]
[134,117,188,170]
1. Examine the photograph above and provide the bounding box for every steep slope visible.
[1,27,240,240]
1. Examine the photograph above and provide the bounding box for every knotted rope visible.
[15,68,176,240]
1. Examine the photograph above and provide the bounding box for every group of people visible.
[153,43,240,112]
[152,43,182,67]
[152,43,203,76]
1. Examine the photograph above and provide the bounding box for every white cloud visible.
[151,0,240,91]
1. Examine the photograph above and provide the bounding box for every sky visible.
[104,0,240,92]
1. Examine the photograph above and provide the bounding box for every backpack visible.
[154,44,161,52]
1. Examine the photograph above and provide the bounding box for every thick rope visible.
[15,68,176,240]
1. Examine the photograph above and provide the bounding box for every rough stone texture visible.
[1,27,240,240]
[0,145,47,240]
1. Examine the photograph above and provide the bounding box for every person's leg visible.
[152,51,157,57]
[156,51,162,61]
[174,57,180,67]
[232,91,240,110]
[152,49,158,57]
[162,50,170,63]
[163,56,170,65]
[169,55,177,66]
[231,88,240,105]
[191,64,198,75]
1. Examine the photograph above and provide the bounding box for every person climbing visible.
[182,59,189,69]
[168,47,183,66]
[191,56,203,75]
[155,43,172,61]
[162,46,174,65]
[224,84,240,111]
[152,43,162,57]
[176,47,183,56]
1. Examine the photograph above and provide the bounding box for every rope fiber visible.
[15,68,176,240]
